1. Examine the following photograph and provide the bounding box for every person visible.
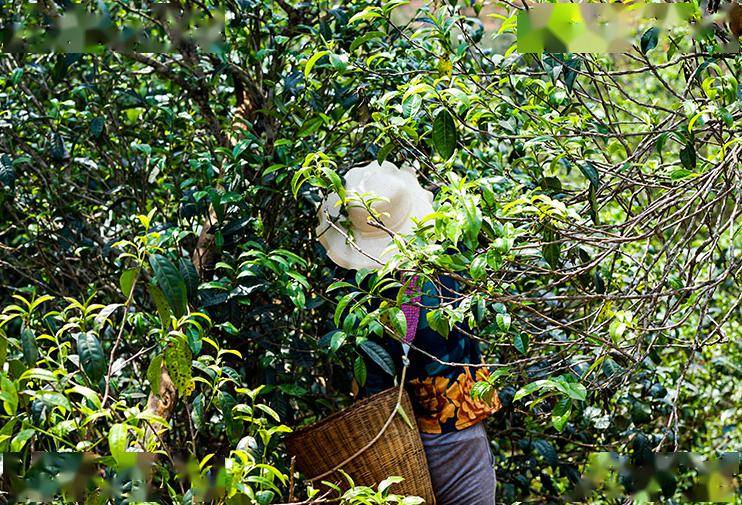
[316,160,502,505]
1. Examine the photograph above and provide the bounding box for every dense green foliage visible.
[0,0,739,503]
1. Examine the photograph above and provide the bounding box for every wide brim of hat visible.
[316,181,434,271]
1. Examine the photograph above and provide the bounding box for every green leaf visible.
[640,27,659,54]
[329,53,348,72]
[95,305,121,332]
[255,403,281,422]
[20,368,56,383]
[21,327,39,366]
[533,439,558,466]
[432,109,457,160]
[350,30,385,52]
[330,330,347,352]
[560,381,587,401]
[49,132,68,161]
[513,332,529,354]
[513,379,549,401]
[0,375,18,415]
[164,336,192,396]
[426,309,450,338]
[588,183,599,225]
[679,143,696,170]
[553,375,588,401]
[551,397,572,432]
[542,224,561,269]
[387,307,407,338]
[334,292,359,327]
[354,355,367,387]
[359,340,395,376]
[191,393,204,430]
[109,423,132,467]
[349,7,381,24]
[670,168,693,180]
[11,428,35,452]
[65,385,101,409]
[470,381,494,404]
[378,476,405,494]
[395,404,414,430]
[278,384,307,396]
[469,255,487,280]
[304,50,330,78]
[377,142,394,165]
[402,93,422,117]
[496,313,511,332]
[147,354,163,394]
[179,257,200,302]
[77,332,106,383]
[34,391,71,413]
[0,334,6,366]
[147,284,172,324]
[90,117,105,138]
[119,268,137,298]
[149,254,188,318]
[578,162,600,189]
[0,154,15,190]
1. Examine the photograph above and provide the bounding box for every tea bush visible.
[0,0,739,503]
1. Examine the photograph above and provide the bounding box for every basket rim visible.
[285,387,405,445]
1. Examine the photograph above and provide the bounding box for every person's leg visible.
[420,423,495,505]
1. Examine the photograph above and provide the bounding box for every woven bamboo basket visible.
[285,387,435,503]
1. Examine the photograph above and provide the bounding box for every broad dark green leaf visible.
[432,109,457,159]
[149,254,188,318]
[679,143,696,170]
[90,117,105,138]
[359,340,395,376]
[178,257,199,302]
[77,332,106,383]
[579,162,600,189]
[533,439,558,466]
[640,27,659,54]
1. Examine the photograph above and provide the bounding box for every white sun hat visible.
[316,160,434,271]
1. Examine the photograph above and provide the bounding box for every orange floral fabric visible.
[408,366,502,434]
